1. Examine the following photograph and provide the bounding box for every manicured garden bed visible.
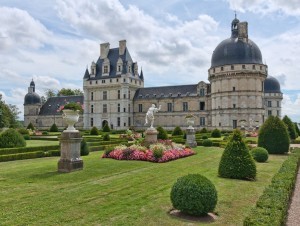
[0,147,288,225]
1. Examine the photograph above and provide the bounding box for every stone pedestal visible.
[186,128,197,148]
[58,131,83,173]
[145,127,158,144]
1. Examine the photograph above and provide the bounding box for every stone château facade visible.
[24,17,282,131]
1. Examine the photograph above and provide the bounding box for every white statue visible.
[145,104,161,128]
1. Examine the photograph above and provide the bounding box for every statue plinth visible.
[58,131,83,173]
[186,127,197,148]
[145,127,158,144]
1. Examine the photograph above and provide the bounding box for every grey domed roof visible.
[30,80,35,86]
[211,18,263,67]
[264,76,281,93]
[24,92,41,105]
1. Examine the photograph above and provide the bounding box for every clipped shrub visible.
[218,130,256,180]
[103,133,110,141]
[26,122,35,130]
[172,126,183,136]
[80,139,89,156]
[258,116,290,154]
[211,128,221,138]
[0,129,26,148]
[42,131,49,135]
[90,126,99,136]
[18,128,29,135]
[202,135,208,139]
[153,149,164,159]
[49,123,58,132]
[170,174,218,216]
[199,128,208,133]
[102,123,111,132]
[157,126,168,140]
[23,134,31,140]
[202,139,213,147]
[183,133,186,139]
[251,147,269,163]
[282,115,297,140]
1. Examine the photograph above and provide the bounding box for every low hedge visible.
[29,137,59,141]
[88,144,118,152]
[0,145,60,155]
[0,151,45,162]
[243,148,300,225]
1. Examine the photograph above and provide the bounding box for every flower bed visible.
[102,140,195,163]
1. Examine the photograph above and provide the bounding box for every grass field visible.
[0,147,287,225]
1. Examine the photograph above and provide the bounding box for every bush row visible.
[0,145,60,155]
[0,150,60,162]
[243,148,300,225]
[88,144,118,152]
[29,137,59,141]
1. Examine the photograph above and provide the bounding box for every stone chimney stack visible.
[238,22,248,42]
[119,40,126,55]
[100,42,110,59]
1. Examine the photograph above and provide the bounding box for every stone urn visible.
[185,116,196,129]
[62,109,80,132]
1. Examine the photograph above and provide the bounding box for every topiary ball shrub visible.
[26,122,35,130]
[211,129,221,138]
[172,126,183,136]
[50,123,58,132]
[218,130,256,180]
[157,126,168,140]
[0,128,26,148]
[80,140,89,156]
[202,139,212,147]
[102,123,111,132]
[103,133,110,141]
[170,174,218,216]
[90,126,99,136]
[23,134,31,140]
[258,116,290,154]
[251,147,269,163]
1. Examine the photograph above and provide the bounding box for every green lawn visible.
[26,140,59,147]
[0,147,287,225]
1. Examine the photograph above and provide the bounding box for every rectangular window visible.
[277,101,280,107]
[167,103,172,112]
[252,65,256,69]
[233,86,235,91]
[128,104,131,113]
[200,102,205,111]
[118,65,121,72]
[200,88,205,96]
[117,117,120,127]
[103,65,108,73]
[128,91,131,99]
[103,104,107,113]
[118,104,120,113]
[242,65,246,69]
[138,104,143,112]
[128,117,131,126]
[200,117,205,126]
[102,80,105,83]
[91,104,94,113]
[123,108,126,112]
[123,93,126,99]
[221,66,224,71]
[277,110,280,116]
[118,90,120,99]
[91,92,94,101]
[231,65,234,70]
[233,120,237,129]
[183,102,188,112]
[267,101,272,107]
[103,91,107,100]
[233,104,236,108]
[268,110,272,116]
[90,118,94,127]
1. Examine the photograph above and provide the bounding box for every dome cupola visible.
[264,76,281,93]
[24,80,41,105]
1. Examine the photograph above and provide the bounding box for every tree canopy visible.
[0,94,21,128]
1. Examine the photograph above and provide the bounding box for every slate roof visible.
[84,47,143,81]
[264,76,282,93]
[134,84,198,99]
[39,95,83,115]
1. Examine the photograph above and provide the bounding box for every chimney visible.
[238,22,248,42]
[100,42,110,59]
[119,40,126,55]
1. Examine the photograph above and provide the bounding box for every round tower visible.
[208,17,267,129]
[24,80,42,128]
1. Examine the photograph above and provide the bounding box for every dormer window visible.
[128,66,131,73]
[231,65,234,70]
[118,65,121,72]
[221,67,224,71]
[242,65,246,69]
[103,65,108,74]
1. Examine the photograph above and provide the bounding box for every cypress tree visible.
[282,115,297,140]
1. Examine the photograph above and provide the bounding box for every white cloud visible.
[227,0,300,16]
[282,94,300,122]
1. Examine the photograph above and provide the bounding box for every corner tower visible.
[208,17,267,129]
[24,80,42,128]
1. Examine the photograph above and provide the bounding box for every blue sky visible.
[0,0,300,121]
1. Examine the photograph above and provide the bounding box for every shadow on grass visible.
[169,209,217,223]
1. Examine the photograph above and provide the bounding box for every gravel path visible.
[286,145,300,226]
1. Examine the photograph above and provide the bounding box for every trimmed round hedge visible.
[50,123,58,132]
[0,129,26,148]
[202,139,212,147]
[258,116,290,154]
[170,174,218,216]
[80,140,89,156]
[157,126,168,140]
[251,147,268,163]
[211,129,221,138]
[90,126,99,136]
[172,126,183,136]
